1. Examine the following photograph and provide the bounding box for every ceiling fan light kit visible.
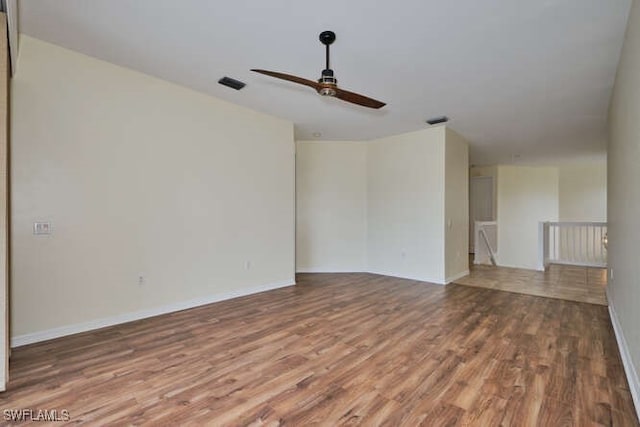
[251,30,386,109]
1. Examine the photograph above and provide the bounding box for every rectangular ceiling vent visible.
[218,76,246,90]
[426,116,449,125]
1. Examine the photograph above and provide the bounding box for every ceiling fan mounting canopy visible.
[319,30,336,46]
[251,30,385,109]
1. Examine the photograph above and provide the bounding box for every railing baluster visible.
[593,226,596,264]
[577,226,581,262]
[604,225,608,264]
[549,225,558,260]
[587,227,596,262]
[601,226,604,264]
[573,225,577,263]
[597,226,602,264]
[552,225,556,261]
[564,226,568,263]
[542,222,607,268]
[553,226,560,259]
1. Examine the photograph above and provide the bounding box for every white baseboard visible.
[446,270,470,284]
[367,269,446,285]
[296,268,366,273]
[607,290,640,420]
[11,279,295,348]
[296,267,446,285]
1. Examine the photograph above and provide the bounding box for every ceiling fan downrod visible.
[318,31,337,96]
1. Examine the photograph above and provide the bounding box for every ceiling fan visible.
[251,31,386,109]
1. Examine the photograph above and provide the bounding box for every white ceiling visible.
[19,0,631,164]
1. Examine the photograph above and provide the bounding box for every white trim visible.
[297,268,463,285]
[297,268,452,284]
[11,279,295,348]
[296,267,366,273]
[538,221,547,271]
[548,260,607,268]
[367,270,446,285]
[295,140,366,145]
[445,269,470,284]
[607,289,640,420]
[5,0,18,76]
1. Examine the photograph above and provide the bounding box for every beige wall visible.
[444,129,469,281]
[295,141,367,272]
[296,127,468,284]
[11,36,295,341]
[496,165,559,270]
[558,161,607,222]
[367,127,447,283]
[608,0,640,407]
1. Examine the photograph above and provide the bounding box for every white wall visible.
[496,165,559,270]
[558,161,607,222]
[367,128,447,283]
[11,36,295,342]
[608,0,640,412]
[444,129,469,281]
[295,141,367,272]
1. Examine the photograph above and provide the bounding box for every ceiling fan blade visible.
[251,69,321,90]
[334,87,386,109]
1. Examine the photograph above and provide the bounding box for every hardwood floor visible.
[1,273,637,425]
[456,262,608,305]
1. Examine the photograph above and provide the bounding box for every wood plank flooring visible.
[456,262,608,305]
[1,273,637,425]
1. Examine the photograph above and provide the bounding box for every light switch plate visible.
[33,221,52,235]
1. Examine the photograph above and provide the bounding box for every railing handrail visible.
[475,221,497,225]
[474,222,497,266]
[479,228,497,266]
[545,221,607,227]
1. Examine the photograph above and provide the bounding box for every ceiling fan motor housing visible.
[318,68,337,96]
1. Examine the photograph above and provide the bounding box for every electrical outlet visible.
[33,221,52,235]
[244,261,251,270]
[138,274,145,285]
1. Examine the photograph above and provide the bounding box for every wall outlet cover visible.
[33,221,51,235]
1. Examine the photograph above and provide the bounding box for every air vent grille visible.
[426,116,449,125]
[218,77,246,90]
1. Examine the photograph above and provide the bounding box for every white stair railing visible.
[541,222,607,268]
[474,221,497,265]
